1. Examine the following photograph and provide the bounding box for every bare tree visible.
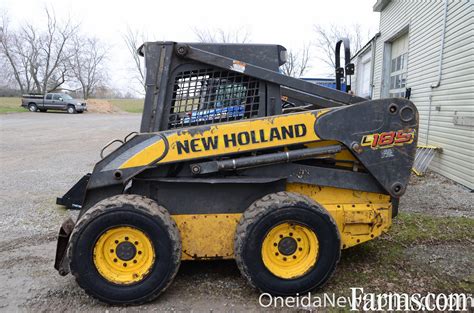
[0,8,79,94]
[0,11,29,93]
[0,55,16,91]
[123,26,147,94]
[69,36,107,99]
[26,8,78,93]
[193,27,251,43]
[193,28,309,78]
[314,24,367,72]
[281,45,311,78]
[10,30,35,92]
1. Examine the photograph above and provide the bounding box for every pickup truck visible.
[21,93,87,114]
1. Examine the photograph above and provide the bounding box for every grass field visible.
[0,97,24,114]
[107,98,144,113]
[330,212,474,295]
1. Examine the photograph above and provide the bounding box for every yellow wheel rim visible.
[261,222,319,279]
[93,226,155,285]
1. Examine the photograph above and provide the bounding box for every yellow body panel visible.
[172,185,392,260]
[172,214,241,260]
[305,140,358,168]
[120,112,322,169]
[287,183,392,249]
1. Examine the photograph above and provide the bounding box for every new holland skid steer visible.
[54,41,418,304]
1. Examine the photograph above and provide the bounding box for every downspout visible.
[431,0,449,89]
[426,0,449,144]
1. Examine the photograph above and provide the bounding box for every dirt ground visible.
[85,100,122,113]
[400,171,473,218]
[0,112,472,312]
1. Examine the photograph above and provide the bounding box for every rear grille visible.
[168,68,260,129]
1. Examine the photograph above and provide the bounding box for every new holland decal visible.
[176,124,307,154]
[361,129,415,150]
[117,112,322,169]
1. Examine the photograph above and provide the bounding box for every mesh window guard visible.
[168,68,260,129]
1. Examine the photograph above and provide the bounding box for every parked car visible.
[21,93,87,114]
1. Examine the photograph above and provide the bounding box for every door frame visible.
[381,24,410,98]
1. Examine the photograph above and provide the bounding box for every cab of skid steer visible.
[138,42,289,133]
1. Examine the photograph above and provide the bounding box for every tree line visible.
[124,25,368,93]
[0,8,107,99]
[1,8,369,99]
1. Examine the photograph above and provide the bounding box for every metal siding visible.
[352,48,373,97]
[372,0,474,189]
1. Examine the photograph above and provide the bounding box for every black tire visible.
[68,194,181,305]
[234,192,340,295]
[28,103,38,112]
[67,105,76,114]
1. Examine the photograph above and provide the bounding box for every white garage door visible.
[389,33,409,98]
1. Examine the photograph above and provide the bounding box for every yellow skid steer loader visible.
[54,41,418,305]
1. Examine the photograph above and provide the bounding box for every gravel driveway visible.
[0,112,472,312]
[0,112,261,312]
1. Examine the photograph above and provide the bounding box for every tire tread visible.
[68,194,181,305]
[234,191,340,292]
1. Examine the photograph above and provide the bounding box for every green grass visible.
[327,213,474,295]
[0,97,24,113]
[385,213,473,244]
[107,99,144,113]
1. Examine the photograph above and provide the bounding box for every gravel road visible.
[0,112,261,312]
[0,112,472,312]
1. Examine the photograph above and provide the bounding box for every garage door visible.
[389,33,409,98]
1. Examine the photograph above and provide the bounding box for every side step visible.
[56,174,91,210]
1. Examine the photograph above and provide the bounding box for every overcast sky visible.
[2,0,380,95]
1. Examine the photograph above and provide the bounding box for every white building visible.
[352,0,474,189]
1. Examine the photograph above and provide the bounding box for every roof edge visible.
[373,0,392,12]
[350,32,381,61]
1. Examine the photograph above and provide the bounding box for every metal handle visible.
[124,131,138,142]
[100,139,124,159]
[99,132,138,159]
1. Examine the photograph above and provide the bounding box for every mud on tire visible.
[68,194,181,305]
[234,191,341,295]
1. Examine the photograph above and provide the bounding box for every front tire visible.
[67,106,76,114]
[234,192,340,295]
[68,195,181,305]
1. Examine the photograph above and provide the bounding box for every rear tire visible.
[68,194,181,305]
[28,103,38,112]
[234,192,340,295]
[67,106,76,114]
